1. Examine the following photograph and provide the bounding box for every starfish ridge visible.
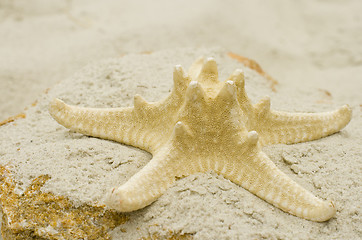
[49,57,352,222]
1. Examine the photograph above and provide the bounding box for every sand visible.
[0,1,361,239]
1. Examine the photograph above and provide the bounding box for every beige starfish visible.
[49,57,352,222]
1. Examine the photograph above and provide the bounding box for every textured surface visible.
[50,57,351,222]
[0,48,361,239]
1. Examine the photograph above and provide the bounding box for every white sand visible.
[0,1,361,239]
[1,48,361,239]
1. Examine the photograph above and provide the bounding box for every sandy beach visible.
[0,1,361,239]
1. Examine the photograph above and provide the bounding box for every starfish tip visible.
[247,131,259,144]
[315,201,336,222]
[231,69,245,86]
[341,104,352,115]
[201,57,218,74]
[226,80,234,85]
[234,68,243,75]
[105,188,134,212]
[174,64,187,77]
[189,81,198,87]
[49,98,66,119]
[206,57,215,62]
[186,81,206,102]
[218,80,236,98]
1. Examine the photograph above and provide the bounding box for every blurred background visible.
[0,0,361,121]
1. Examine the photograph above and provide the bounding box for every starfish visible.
[49,57,352,222]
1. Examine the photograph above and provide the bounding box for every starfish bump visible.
[49,57,352,222]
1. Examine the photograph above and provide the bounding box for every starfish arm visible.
[252,101,352,145]
[226,150,336,222]
[49,66,191,153]
[49,98,164,153]
[105,148,181,212]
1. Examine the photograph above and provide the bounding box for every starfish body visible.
[49,57,352,222]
